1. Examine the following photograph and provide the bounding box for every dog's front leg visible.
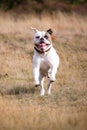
[47,54,59,82]
[50,66,58,82]
[33,67,40,87]
[33,57,40,87]
[46,67,57,95]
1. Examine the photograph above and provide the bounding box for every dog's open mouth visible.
[34,42,51,53]
[39,43,50,50]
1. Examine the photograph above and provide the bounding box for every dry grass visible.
[0,11,87,130]
[0,12,87,35]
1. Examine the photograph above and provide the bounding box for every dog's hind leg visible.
[40,75,45,96]
[47,81,52,95]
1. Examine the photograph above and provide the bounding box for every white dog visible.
[32,28,60,96]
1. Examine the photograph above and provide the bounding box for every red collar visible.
[34,46,51,54]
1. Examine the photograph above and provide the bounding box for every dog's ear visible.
[31,27,39,32]
[47,28,53,35]
[47,28,56,41]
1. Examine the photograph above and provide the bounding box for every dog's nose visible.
[40,38,44,43]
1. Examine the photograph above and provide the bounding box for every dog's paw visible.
[47,89,51,95]
[35,84,40,87]
[50,80,55,83]
[50,77,56,82]
[40,89,45,96]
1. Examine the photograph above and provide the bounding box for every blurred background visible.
[0,0,87,14]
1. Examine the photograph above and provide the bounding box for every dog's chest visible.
[40,58,50,70]
[40,59,50,76]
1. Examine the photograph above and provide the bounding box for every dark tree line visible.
[62,0,87,4]
[0,0,87,10]
[0,0,23,9]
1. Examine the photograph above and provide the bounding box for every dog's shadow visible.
[1,85,36,96]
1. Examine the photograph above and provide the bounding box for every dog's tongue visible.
[39,43,46,48]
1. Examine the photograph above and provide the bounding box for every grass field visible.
[0,12,87,130]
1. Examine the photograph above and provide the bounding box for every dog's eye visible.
[44,35,49,39]
[36,36,40,39]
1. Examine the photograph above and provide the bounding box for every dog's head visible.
[31,27,53,53]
